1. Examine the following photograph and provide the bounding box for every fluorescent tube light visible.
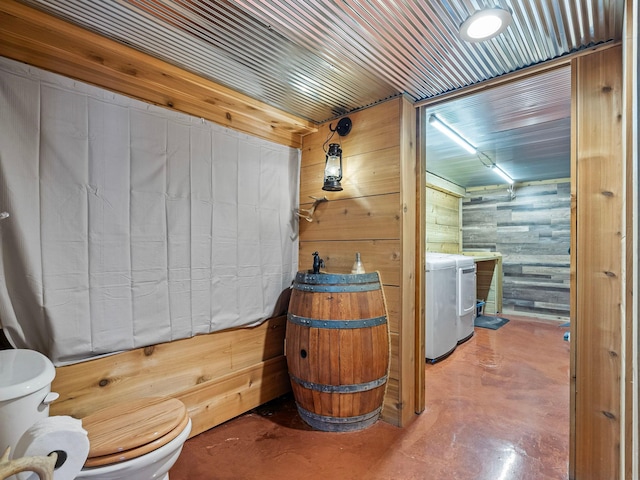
[492,164,514,184]
[428,115,477,155]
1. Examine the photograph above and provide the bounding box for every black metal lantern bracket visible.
[330,117,352,137]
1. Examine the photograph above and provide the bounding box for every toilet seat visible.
[82,397,188,468]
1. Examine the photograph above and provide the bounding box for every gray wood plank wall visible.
[462,180,570,319]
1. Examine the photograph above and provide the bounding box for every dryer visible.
[449,254,477,344]
[425,253,457,362]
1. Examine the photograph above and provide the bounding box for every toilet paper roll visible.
[13,415,89,480]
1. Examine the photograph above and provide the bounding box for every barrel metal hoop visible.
[297,405,382,424]
[289,374,387,393]
[295,404,383,432]
[292,282,380,293]
[295,272,380,285]
[287,313,387,329]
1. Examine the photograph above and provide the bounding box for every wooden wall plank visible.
[569,55,579,480]
[621,2,638,477]
[300,100,401,168]
[177,356,290,437]
[426,173,466,197]
[426,186,461,253]
[574,45,623,480]
[299,194,401,241]
[382,285,402,335]
[426,197,460,227]
[398,96,418,426]
[426,187,461,209]
[426,223,460,244]
[383,332,400,421]
[0,1,316,149]
[416,107,426,415]
[424,243,459,254]
[298,240,401,285]
[300,146,401,201]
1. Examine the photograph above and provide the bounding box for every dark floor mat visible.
[474,315,509,330]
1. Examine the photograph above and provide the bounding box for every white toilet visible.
[0,349,191,480]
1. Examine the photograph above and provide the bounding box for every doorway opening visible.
[418,65,572,478]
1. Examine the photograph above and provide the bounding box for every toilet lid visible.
[82,397,188,465]
[83,414,190,468]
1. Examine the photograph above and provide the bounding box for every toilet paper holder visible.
[0,447,56,480]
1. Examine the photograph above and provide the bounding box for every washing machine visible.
[425,253,457,362]
[449,254,477,344]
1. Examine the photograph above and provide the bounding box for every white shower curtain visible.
[0,57,299,365]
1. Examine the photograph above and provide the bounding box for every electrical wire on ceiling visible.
[477,151,515,198]
[477,152,514,184]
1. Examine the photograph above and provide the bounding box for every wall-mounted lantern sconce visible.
[322,117,352,191]
[323,143,343,191]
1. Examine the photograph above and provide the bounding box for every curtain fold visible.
[0,57,299,365]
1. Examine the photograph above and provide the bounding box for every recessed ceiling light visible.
[459,7,513,42]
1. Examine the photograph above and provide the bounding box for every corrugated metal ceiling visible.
[13,0,625,187]
[425,65,572,187]
[15,0,623,123]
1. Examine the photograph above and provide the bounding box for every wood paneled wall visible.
[463,180,571,319]
[298,98,419,427]
[572,45,623,480]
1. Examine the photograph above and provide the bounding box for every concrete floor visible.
[170,315,570,480]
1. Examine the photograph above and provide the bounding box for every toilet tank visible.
[0,349,57,457]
